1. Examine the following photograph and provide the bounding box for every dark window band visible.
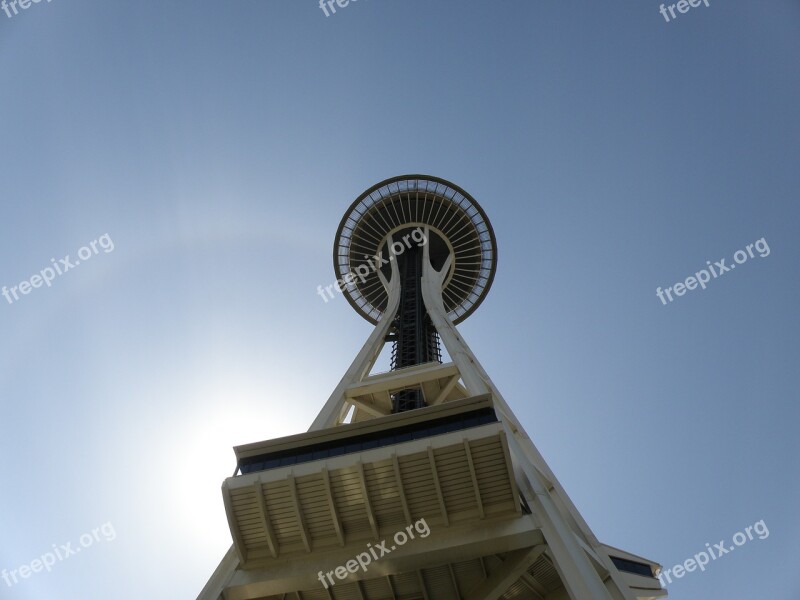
[238,407,498,475]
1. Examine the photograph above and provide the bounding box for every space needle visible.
[198,175,667,600]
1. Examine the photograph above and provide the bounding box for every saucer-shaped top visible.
[334,175,497,324]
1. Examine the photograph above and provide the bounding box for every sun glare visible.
[160,375,304,553]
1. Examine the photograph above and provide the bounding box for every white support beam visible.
[420,242,488,397]
[356,462,380,540]
[345,362,460,398]
[498,431,523,516]
[253,481,279,558]
[335,401,353,426]
[427,447,450,527]
[320,468,345,547]
[392,454,413,524]
[463,439,485,519]
[309,254,401,432]
[506,432,621,600]
[349,397,391,418]
[577,535,610,576]
[520,573,546,600]
[432,374,461,405]
[287,477,311,553]
[465,546,546,600]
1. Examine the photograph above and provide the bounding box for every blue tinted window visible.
[236,407,497,475]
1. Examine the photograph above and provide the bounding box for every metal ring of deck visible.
[334,175,498,325]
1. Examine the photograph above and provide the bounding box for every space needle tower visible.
[198,175,667,600]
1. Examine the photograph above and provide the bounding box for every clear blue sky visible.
[1,1,798,598]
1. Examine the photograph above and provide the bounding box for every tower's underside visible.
[198,176,666,600]
[211,395,664,600]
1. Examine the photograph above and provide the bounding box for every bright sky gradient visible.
[1,1,798,599]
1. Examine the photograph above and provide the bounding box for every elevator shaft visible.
[390,243,441,412]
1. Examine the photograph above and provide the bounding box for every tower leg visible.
[420,233,634,600]
[310,240,402,431]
